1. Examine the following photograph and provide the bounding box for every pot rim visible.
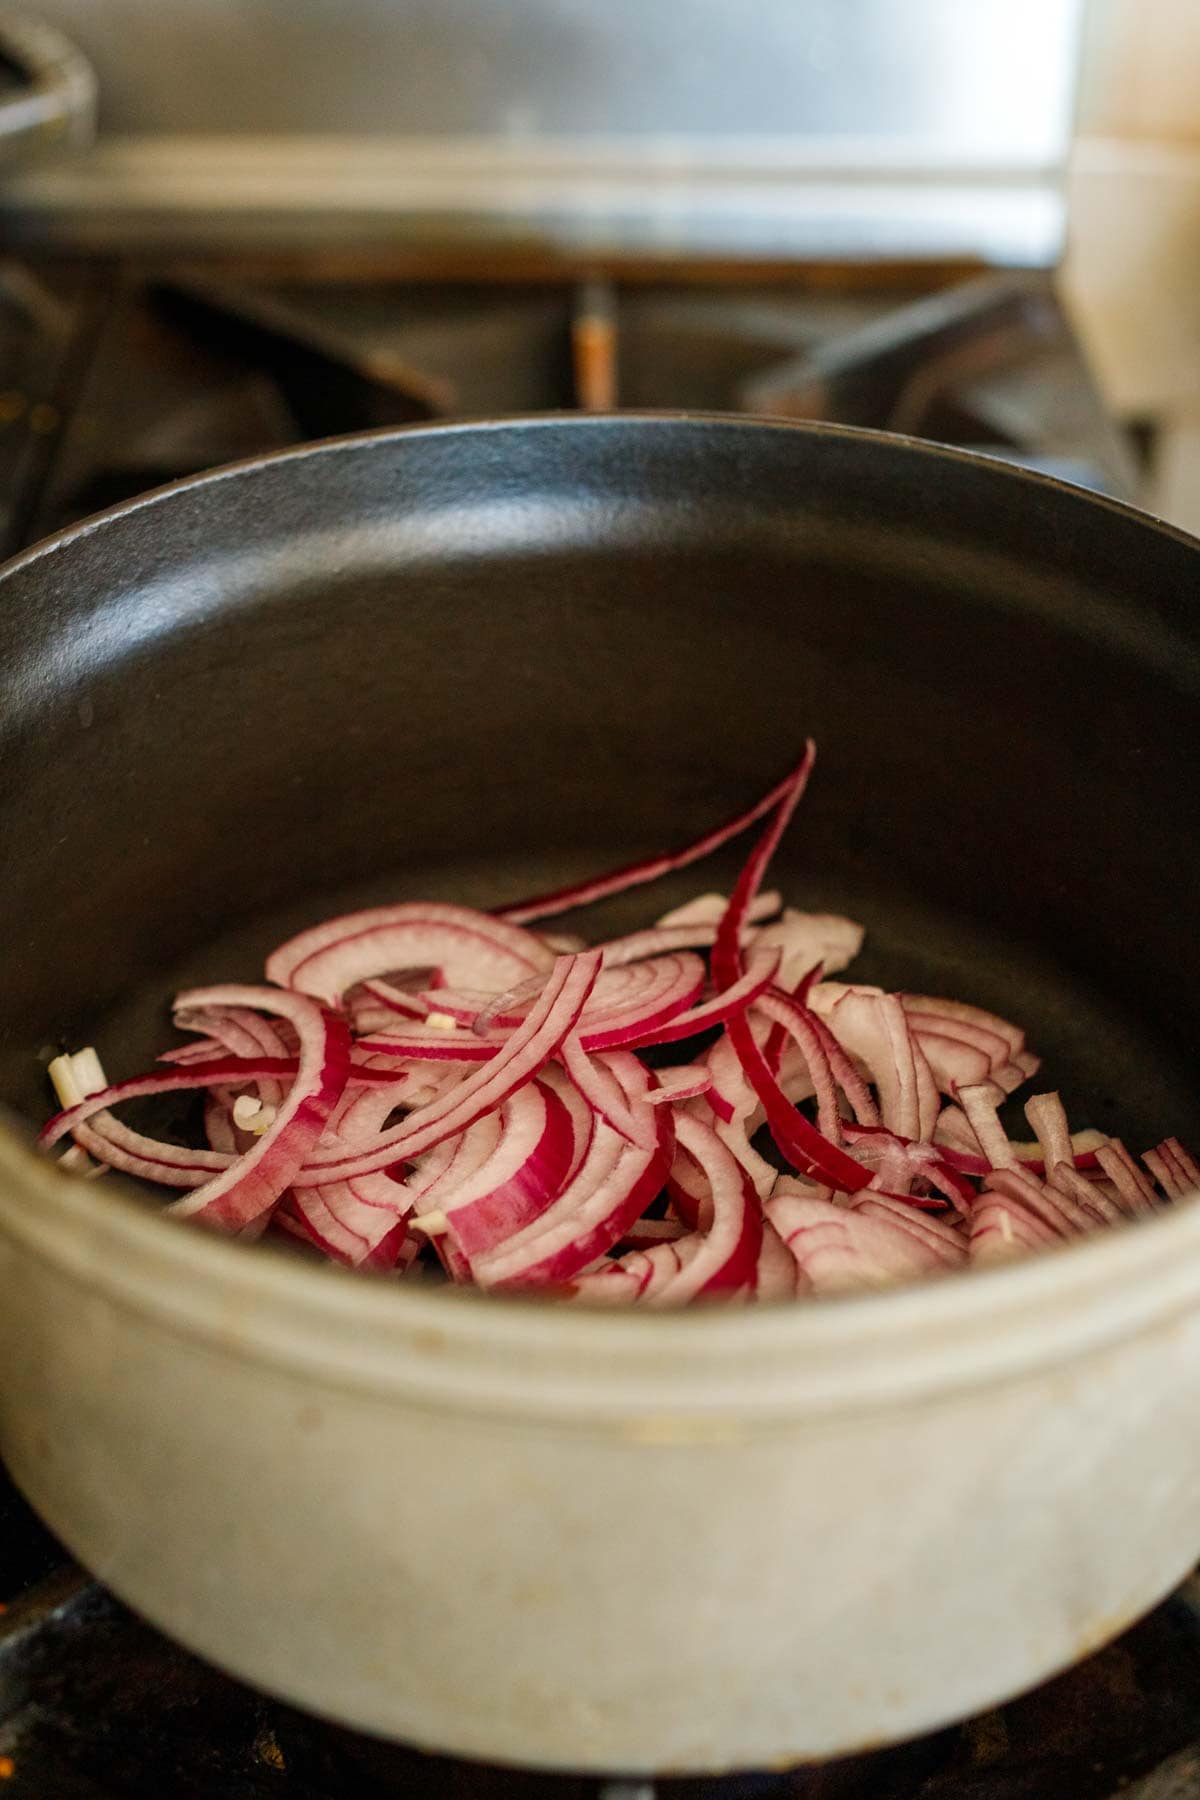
[4,1125,1199,1428]
[2,414,1198,1429]
[2,410,1199,584]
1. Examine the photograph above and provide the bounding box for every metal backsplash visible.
[0,0,1086,262]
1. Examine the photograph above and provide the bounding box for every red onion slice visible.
[560,1038,657,1150]
[356,978,432,1021]
[415,953,707,1050]
[496,753,815,925]
[825,991,939,1143]
[268,902,556,1006]
[281,1183,410,1270]
[984,1165,1091,1236]
[754,989,845,1143]
[756,1218,800,1300]
[647,1065,712,1104]
[1143,1138,1200,1202]
[611,950,781,1051]
[354,1026,503,1062]
[752,910,865,986]
[969,1187,1064,1264]
[472,1060,673,1289]
[38,1056,324,1150]
[1092,1141,1158,1216]
[766,1190,960,1294]
[841,1123,976,1208]
[654,890,782,929]
[899,994,1025,1056]
[293,951,602,1183]
[651,1112,762,1302]
[848,1192,967,1268]
[166,987,352,1234]
[68,1114,234,1188]
[435,1076,582,1261]
[709,746,870,1193]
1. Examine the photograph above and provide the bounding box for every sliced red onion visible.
[471,1060,673,1289]
[654,890,782,930]
[699,1025,761,1125]
[708,748,869,1192]
[69,1114,234,1187]
[849,1192,967,1268]
[162,987,351,1234]
[651,1112,762,1302]
[900,994,1024,1055]
[411,1112,504,1211]
[205,1095,239,1155]
[41,737,1197,1303]
[433,1076,581,1261]
[712,1112,785,1200]
[615,1216,688,1248]
[755,989,845,1142]
[647,1065,712,1104]
[841,1123,976,1208]
[496,753,814,925]
[1023,1092,1076,1172]
[666,1140,707,1230]
[1045,1159,1123,1227]
[1090,1141,1157,1217]
[560,1038,657,1150]
[567,1261,650,1304]
[294,951,602,1183]
[1143,1138,1200,1202]
[908,1028,993,1095]
[421,953,708,1051]
[826,990,939,1143]
[611,950,780,1051]
[954,1084,1021,1173]
[176,1005,291,1108]
[984,1165,1092,1236]
[795,996,879,1127]
[356,978,432,1021]
[751,910,864,986]
[268,902,556,1007]
[354,1026,503,1062]
[766,1190,959,1294]
[723,1003,868,1190]
[38,1055,324,1151]
[756,1218,800,1300]
[969,1186,1064,1264]
[281,1183,410,1270]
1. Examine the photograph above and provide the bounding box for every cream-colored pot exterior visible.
[2,1129,1199,1774]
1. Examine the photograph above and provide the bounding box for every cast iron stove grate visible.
[0,258,1136,561]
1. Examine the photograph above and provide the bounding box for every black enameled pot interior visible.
[0,416,1197,1158]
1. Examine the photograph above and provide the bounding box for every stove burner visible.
[0,260,1136,560]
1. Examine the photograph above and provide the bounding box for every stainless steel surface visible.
[0,15,95,165]
[9,0,1083,147]
[0,140,1073,263]
[0,0,1085,262]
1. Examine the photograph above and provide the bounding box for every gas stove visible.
[0,248,1157,1795]
[0,255,1135,561]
